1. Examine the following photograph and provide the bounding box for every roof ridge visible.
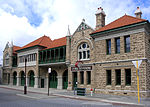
[38,35,46,45]
[91,14,147,34]
[125,14,147,21]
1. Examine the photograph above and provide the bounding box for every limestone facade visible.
[2,7,150,98]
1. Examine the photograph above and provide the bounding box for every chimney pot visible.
[134,6,142,18]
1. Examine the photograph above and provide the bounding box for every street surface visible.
[0,87,145,107]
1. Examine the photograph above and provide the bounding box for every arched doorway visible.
[20,71,25,86]
[49,70,57,88]
[29,71,35,87]
[63,70,68,89]
[13,71,17,85]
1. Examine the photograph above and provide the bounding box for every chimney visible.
[95,7,106,30]
[134,7,142,18]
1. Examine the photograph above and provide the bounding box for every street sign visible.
[132,60,142,104]
[132,60,142,69]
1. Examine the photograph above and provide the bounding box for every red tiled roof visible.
[13,45,21,54]
[91,15,147,34]
[46,37,66,49]
[18,35,52,51]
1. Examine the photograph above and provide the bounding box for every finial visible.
[67,25,71,36]
[82,19,85,22]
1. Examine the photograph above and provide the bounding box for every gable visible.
[4,42,10,51]
[73,20,94,35]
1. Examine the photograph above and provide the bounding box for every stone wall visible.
[94,31,148,97]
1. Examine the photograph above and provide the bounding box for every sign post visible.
[48,68,51,96]
[132,60,142,103]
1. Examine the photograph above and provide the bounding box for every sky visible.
[0,0,150,64]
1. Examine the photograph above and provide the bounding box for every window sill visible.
[115,85,121,87]
[125,85,131,87]
[79,59,90,61]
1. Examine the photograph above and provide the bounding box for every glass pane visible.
[125,69,131,85]
[107,40,111,54]
[79,52,82,59]
[82,43,86,48]
[107,70,111,85]
[83,51,86,59]
[87,50,90,59]
[115,69,121,85]
[125,36,130,53]
[115,38,120,53]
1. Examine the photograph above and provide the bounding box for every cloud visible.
[0,0,149,64]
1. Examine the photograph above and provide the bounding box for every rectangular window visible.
[125,36,130,53]
[115,69,121,85]
[80,71,84,84]
[87,71,91,84]
[115,38,120,53]
[106,70,111,85]
[125,69,131,85]
[106,39,111,55]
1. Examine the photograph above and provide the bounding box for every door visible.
[63,70,68,89]
[13,72,17,85]
[29,71,34,87]
[21,72,24,86]
[73,72,77,89]
[49,70,57,88]
[41,79,44,88]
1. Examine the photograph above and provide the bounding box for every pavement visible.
[0,85,150,107]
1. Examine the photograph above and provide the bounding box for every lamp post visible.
[48,68,51,96]
[24,56,27,94]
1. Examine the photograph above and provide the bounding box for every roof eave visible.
[16,45,46,53]
[90,21,148,37]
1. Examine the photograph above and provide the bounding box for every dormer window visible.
[78,43,90,60]
[5,53,9,66]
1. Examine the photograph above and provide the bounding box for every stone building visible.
[2,7,150,98]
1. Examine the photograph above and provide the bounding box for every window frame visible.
[87,71,91,84]
[125,69,131,86]
[124,36,130,53]
[115,69,121,85]
[106,70,111,85]
[106,39,111,55]
[5,53,9,66]
[78,43,90,60]
[80,71,84,84]
[115,38,120,54]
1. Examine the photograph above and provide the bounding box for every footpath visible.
[0,85,150,107]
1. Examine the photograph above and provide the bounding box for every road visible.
[0,87,143,107]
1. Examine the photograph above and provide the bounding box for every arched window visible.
[78,43,90,60]
[5,53,9,66]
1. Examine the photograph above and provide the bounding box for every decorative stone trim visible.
[95,28,145,41]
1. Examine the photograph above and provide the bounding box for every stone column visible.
[16,76,20,86]
[34,76,39,88]
[26,76,29,87]
[84,71,87,85]
[10,76,13,85]
[57,76,63,89]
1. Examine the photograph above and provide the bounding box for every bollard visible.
[90,88,93,96]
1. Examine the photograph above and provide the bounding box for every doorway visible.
[73,72,77,89]
[63,70,68,89]
[41,79,44,88]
